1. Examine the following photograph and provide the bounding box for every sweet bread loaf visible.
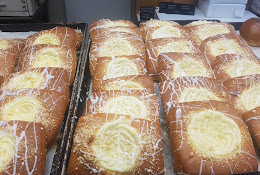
[92,75,154,93]
[92,55,147,88]
[1,67,70,96]
[0,89,69,147]
[212,54,260,82]
[139,19,180,40]
[67,113,164,175]
[188,23,236,45]
[146,37,200,78]
[223,74,260,112]
[240,18,260,47]
[158,52,214,81]
[89,33,145,75]
[167,101,257,175]
[242,107,260,149]
[0,50,16,77]
[85,90,160,121]
[159,76,229,114]
[92,27,143,42]
[26,27,78,49]
[145,25,188,41]
[0,39,25,61]
[18,44,77,84]
[90,19,138,40]
[184,20,215,27]
[200,34,256,65]
[0,120,46,175]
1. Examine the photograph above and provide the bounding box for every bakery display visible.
[212,54,260,82]
[18,44,77,84]
[159,76,229,114]
[167,101,257,174]
[240,18,260,47]
[158,52,214,81]
[0,120,46,175]
[223,74,260,112]
[67,113,164,175]
[92,75,154,93]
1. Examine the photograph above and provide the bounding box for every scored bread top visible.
[159,76,229,114]
[67,113,164,175]
[85,90,160,121]
[212,54,260,82]
[166,101,257,175]
[158,52,214,81]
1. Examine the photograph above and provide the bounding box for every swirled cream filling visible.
[209,39,244,58]
[186,20,213,26]
[1,96,43,121]
[2,72,45,90]
[105,81,143,90]
[0,131,15,172]
[101,96,147,119]
[146,20,174,28]
[223,59,260,78]
[179,87,220,103]
[172,57,210,78]
[33,34,60,45]
[158,41,192,55]
[188,110,241,158]
[92,120,141,172]
[151,26,181,40]
[198,25,230,41]
[238,84,260,111]
[0,40,10,49]
[33,48,64,68]
[105,58,138,80]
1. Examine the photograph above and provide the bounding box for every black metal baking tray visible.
[0,22,88,175]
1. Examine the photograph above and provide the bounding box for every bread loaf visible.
[240,18,260,47]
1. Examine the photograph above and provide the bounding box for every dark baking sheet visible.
[0,22,88,175]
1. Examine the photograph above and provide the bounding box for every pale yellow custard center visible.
[0,131,15,172]
[33,34,60,45]
[238,84,260,111]
[105,81,143,90]
[198,25,230,41]
[188,110,241,158]
[0,40,10,49]
[151,26,181,40]
[157,41,192,55]
[33,48,63,68]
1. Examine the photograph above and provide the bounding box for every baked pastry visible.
[158,52,214,81]
[0,89,69,147]
[67,113,164,175]
[92,27,143,42]
[139,19,180,40]
[0,120,46,175]
[145,25,188,41]
[212,54,260,82]
[167,101,257,175]
[0,50,16,77]
[240,18,260,47]
[184,20,215,27]
[1,67,70,96]
[0,39,25,60]
[85,90,160,121]
[92,75,154,93]
[187,23,236,45]
[242,106,260,149]
[75,30,83,49]
[145,37,200,78]
[89,33,145,75]
[92,55,147,88]
[159,76,229,114]
[18,44,77,84]
[90,19,138,40]
[223,74,260,112]
[200,34,256,65]
[26,27,78,49]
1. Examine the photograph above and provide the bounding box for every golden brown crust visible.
[199,34,256,65]
[93,75,154,93]
[0,50,16,77]
[0,39,25,63]
[1,67,70,97]
[167,101,257,175]
[89,33,145,76]
[240,18,260,47]
[0,89,69,148]
[92,55,147,87]
[75,31,83,49]
[145,37,200,77]
[18,44,77,85]
[90,19,138,40]
[212,54,260,82]
[158,52,214,81]
[67,113,164,175]
[159,76,230,114]
[0,120,46,175]
[26,27,77,49]
[85,90,160,121]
